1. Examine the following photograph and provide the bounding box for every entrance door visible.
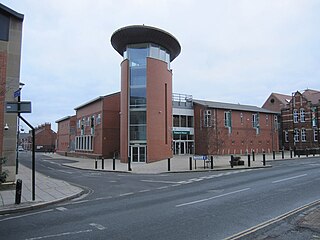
[174,141,186,155]
[130,145,146,163]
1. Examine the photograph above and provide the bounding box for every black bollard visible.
[15,179,22,204]
[248,154,251,167]
[168,158,171,171]
[95,159,98,169]
[252,150,255,161]
[290,149,293,158]
[230,155,234,168]
[273,151,275,160]
[282,150,284,159]
[211,156,214,169]
[128,157,132,171]
[113,157,116,170]
[189,157,192,170]
[101,157,104,170]
[263,152,266,166]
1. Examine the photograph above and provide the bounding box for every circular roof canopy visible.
[111,25,181,62]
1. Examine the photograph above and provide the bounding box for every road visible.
[0,153,319,240]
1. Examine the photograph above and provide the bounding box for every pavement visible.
[0,151,319,237]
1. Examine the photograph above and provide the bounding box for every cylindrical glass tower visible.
[111,25,181,163]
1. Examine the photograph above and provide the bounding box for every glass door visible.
[130,145,146,163]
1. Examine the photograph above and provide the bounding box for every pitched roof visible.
[302,89,320,104]
[193,99,277,114]
[271,93,291,105]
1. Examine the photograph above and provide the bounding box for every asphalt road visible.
[0,153,319,240]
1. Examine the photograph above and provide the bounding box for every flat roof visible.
[111,25,181,61]
[0,3,24,20]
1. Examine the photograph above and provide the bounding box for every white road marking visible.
[139,189,151,193]
[119,192,134,197]
[272,174,308,184]
[176,188,251,207]
[89,223,106,230]
[0,209,53,222]
[56,207,67,212]
[25,229,92,240]
[141,179,180,184]
[157,186,169,190]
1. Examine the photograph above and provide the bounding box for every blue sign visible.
[193,155,208,160]
[14,89,21,98]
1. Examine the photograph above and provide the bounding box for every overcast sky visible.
[3,0,320,132]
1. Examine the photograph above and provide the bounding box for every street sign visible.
[193,155,208,160]
[14,89,21,98]
[5,101,32,113]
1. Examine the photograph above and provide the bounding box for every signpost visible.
[5,100,35,201]
[193,155,208,169]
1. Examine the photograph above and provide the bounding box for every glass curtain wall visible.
[125,43,171,162]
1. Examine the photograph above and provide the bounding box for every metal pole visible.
[230,155,234,168]
[113,157,115,170]
[263,152,266,166]
[189,157,192,170]
[248,154,251,167]
[273,151,275,160]
[210,156,213,169]
[101,157,104,170]
[18,115,35,201]
[32,128,35,201]
[252,150,255,161]
[168,158,170,171]
[95,159,98,169]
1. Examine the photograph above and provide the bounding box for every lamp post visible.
[15,82,25,174]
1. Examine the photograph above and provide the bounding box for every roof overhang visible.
[111,25,181,62]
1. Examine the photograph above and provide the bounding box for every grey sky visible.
[2,0,320,132]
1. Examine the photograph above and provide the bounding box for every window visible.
[293,109,299,123]
[204,110,212,127]
[181,115,187,127]
[301,128,306,142]
[75,135,93,151]
[314,129,318,142]
[285,130,289,142]
[224,111,231,127]
[187,116,194,127]
[252,113,259,128]
[294,129,300,142]
[300,109,305,122]
[173,115,179,127]
[96,114,101,125]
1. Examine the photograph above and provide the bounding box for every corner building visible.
[111,25,181,163]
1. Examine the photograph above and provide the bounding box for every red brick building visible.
[194,100,279,155]
[72,92,120,159]
[55,115,76,154]
[281,89,320,153]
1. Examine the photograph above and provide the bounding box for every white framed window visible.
[252,113,259,128]
[75,135,94,151]
[293,109,299,123]
[204,110,212,127]
[96,114,101,125]
[301,128,306,142]
[294,129,300,142]
[314,129,318,142]
[224,111,231,127]
[285,130,289,142]
[300,109,305,122]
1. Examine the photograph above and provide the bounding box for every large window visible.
[301,128,306,142]
[293,109,299,123]
[294,129,300,142]
[314,129,318,142]
[224,111,231,127]
[75,135,93,151]
[300,109,305,122]
[285,130,289,142]
[204,110,212,127]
